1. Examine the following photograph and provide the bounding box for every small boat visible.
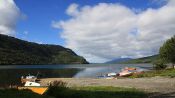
[123,67,136,71]
[119,67,137,77]
[105,76,115,79]
[26,75,37,79]
[24,81,41,86]
[18,78,48,95]
[97,72,117,79]
[119,70,132,77]
[21,74,38,83]
[98,75,115,79]
[107,72,117,77]
[18,86,48,95]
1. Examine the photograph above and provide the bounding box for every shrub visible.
[45,80,68,97]
[153,59,167,70]
[49,80,67,87]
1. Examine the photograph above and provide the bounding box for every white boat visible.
[107,72,117,77]
[19,81,47,95]
[24,81,41,86]
[26,75,37,79]
[21,74,38,83]
[18,74,48,95]
[105,77,115,79]
[98,75,115,79]
[97,72,117,79]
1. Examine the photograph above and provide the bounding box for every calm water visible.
[0,64,153,86]
[0,64,153,78]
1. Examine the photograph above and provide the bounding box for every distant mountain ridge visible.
[121,55,158,64]
[105,58,131,63]
[0,34,88,65]
[106,55,158,64]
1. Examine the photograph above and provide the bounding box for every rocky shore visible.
[40,77,175,95]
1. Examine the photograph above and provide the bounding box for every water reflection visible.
[0,68,81,87]
[74,67,105,78]
[0,64,153,86]
[73,65,151,78]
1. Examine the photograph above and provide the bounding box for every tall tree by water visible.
[159,35,175,67]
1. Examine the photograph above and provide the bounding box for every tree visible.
[153,59,166,70]
[159,35,175,67]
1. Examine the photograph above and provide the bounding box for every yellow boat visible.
[18,86,48,95]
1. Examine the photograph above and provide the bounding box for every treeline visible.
[0,34,88,65]
[154,35,175,69]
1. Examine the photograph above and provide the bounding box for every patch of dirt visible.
[40,77,175,97]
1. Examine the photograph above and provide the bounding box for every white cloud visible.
[66,3,79,16]
[0,0,21,35]
[53,0,175,63]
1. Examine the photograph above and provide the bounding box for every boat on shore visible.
[97,75,116,79]
[107,72,117,77]
[24,81,41,86]
[18,74,48,95]
[21,74,38,83]
[119,67,137,77]
[99,67,144,78]
[119,70,133,77]
[18,86,48,95]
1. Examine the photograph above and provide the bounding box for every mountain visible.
[119,55,158,64]
[0,34,88,65]
[105,58,131,63]
[106,55,158,64]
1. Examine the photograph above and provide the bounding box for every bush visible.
[153,59,167,70]
[45,80,68,97]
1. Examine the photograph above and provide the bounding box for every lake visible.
[0,64,152,86]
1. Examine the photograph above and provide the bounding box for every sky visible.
[0,0,175,63]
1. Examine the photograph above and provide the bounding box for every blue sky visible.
[14,0,165,45]
[1,0,174,63]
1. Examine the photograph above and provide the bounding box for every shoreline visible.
[39,77,175,93]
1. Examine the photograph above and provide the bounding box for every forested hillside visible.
[119,55,158,64]
[0,34,88,65]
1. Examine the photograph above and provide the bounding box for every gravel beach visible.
[40,77,175,95]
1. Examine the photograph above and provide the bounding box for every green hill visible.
[118,55,158,64]
[0,34,88,65]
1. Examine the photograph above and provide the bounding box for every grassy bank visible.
[130,68,175,78]
[46,86,147,98]
[0,86,147,98]
[0,89,50,98]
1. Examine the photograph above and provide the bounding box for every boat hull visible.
[18,87,48,95]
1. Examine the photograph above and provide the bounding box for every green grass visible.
[0,87,147,98]
[0,89,52,98]
[46,86,147,98]
[129,68,175,78]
